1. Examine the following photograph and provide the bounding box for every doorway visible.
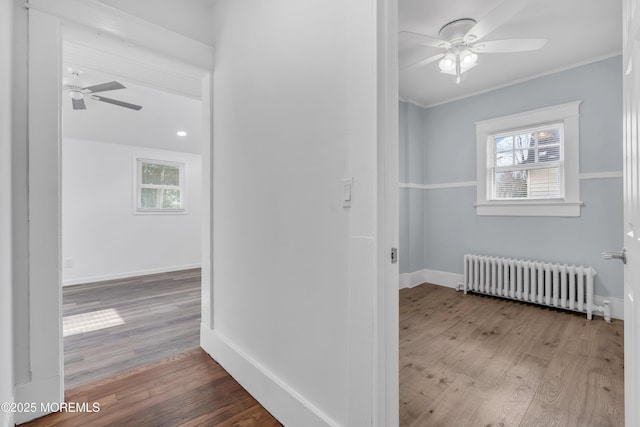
[59,27,210,391]
[59,53,205,387]
[14,7,214,417]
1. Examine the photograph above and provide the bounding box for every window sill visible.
[134,209,188,215]
[475,201,583,217]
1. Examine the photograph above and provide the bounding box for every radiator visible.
[462,254,611,321]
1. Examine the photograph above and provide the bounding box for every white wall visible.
[202,0,391,426]
[1,0,14,425]
[62,138,202,285]
[12,0,30,390]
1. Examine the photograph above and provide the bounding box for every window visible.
[135,159,185,213]
[491,123,564,200]
[475,101,582,217]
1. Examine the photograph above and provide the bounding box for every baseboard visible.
[399,269,462,290]
[594,295,624,320]
[400,269,625,320]
[14,375,62,424]
[62,263,202,286]
[200,325,339,427]
[398,270,427,289]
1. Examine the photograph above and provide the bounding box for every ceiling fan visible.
[63,73,143,111]
[400,0,547,84]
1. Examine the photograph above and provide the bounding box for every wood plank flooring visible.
[400,283,624,427]
[22,348,281,427]
[63,269,201,388]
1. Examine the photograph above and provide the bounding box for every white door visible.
[623,1,640,425]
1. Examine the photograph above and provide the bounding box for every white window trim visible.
[133,157,187,215]
[475,101,583,217]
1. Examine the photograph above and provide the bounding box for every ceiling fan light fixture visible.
[460,49,477,66]
[438,53,456,73]
[69,91,84,100]
[400,0,548,89]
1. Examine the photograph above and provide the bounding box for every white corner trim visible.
[62,263,201,286]
[579,171,623,180]
[594,295,625,320]
[1,409,13,427]
[200,326,340,427]
[398,96,428,109]
[399,269,625,320]
[399,181,477,190]
[399,269,462,290]
[13,375,62,424]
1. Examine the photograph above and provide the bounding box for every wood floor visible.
[400,283,624,427]
[63,269,201,388]
[22,348,281,427]
[24,269,281,426]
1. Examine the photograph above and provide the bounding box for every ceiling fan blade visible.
[401,52,446,70]
[93,95,142,111]
[471,38,547,53]
[83,81,126,93]
[72,98,86,110]
[399,31,450,49]
[464,0,527,43]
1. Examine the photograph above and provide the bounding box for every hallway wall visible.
[202,0,389,425]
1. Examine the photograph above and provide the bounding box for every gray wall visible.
[399,56,624,298]
[399,101,426,274]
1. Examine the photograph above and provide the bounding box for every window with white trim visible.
[135,159,185,213]
[475,101,582,217]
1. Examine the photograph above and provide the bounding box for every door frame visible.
[15,1,214,423]
[623,0,640,424]
[376,0,399,424]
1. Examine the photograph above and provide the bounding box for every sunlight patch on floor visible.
[63,308,124,336]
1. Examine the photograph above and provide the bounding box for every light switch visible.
[343,183,352,201]
[342,178,353,208]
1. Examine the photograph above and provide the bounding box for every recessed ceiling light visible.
[176,131,187,137]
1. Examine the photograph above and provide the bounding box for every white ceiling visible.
[399,0,622,107]
[62,67,202,154]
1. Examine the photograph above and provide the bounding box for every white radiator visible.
[462,254,611,321]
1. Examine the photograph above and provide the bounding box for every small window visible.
[490,123,564,200]
[135,159,185,213]
[475,101,582,217]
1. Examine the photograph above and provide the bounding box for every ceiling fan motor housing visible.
[438,18,477,44]
[65,85,85,100]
